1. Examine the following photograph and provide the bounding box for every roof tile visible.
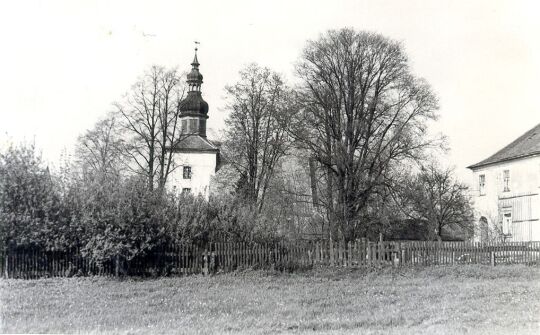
[468,123,540,169]
[170,135,219,152]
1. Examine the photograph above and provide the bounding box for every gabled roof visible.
[468,123,540,170]
[169,135,219,153]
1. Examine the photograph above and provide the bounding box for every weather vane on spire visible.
[194,41,200,53]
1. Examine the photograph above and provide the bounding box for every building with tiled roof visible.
[166,48,220,198]
[468,123,540,242]
[468,123,540,169]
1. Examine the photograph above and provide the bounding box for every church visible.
[167,49,220,198]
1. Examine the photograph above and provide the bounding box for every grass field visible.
[1,265,540,334]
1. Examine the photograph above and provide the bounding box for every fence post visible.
[209,244,214,274]
[329,239,334,266]
[367,241,372,265]
[349,241,353,266]
[203,248,209,276]
[3,249,7,278]
[378,233,383,264]
[490,251,496,267]
[115,254,120,278]
[400,243,405,267]
[361,238,366,265]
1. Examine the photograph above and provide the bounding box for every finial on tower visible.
[192,41,200,66]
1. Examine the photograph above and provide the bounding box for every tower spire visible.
[186,42,203,92]
[192,41,200,67]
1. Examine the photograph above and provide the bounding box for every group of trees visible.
[220,29,473,242]
[0,28,475,262]
[78,66,186,191]
[0,143,279,263]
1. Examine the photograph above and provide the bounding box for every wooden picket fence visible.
[298,240,540,267]
[2,240,540,279]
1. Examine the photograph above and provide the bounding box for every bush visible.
[0,142,288,267]
[0,144,75,252]
[77,176,168,264]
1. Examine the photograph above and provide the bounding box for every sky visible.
[1,0,539,184]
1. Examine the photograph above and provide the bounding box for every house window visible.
[183,166,192,179]
[503,170,510,192]
[479,174,486,195]
[182,188,191,194]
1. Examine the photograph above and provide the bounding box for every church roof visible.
[468,122,540,170]
[179,92,209,115]
[169,134,219,153]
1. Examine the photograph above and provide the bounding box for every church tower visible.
[167,47,220,198]
[179,49,208,137]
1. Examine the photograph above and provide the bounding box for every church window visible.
[189,119,197,133]
[503,170,510,192]
[479,174,485,195]
[183,166,192,179]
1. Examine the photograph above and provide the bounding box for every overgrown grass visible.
[1,265,540,334]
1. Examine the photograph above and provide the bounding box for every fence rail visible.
[2,240,540,279]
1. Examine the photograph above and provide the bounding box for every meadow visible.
[1,265,539,334]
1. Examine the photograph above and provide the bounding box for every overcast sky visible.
[1,0,539,183]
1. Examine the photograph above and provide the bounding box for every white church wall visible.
[168,151,217,199]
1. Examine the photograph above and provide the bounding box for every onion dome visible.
[187,53,203,83]
[179,92,209,115]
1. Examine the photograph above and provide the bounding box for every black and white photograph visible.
[1,0,539,334]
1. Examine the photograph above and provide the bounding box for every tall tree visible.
[115,66,185,190]
[398,164,474,240]
[223,64,294,211]
[292,28,441,241]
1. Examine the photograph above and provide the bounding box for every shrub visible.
[77,176,167,264]
[0,144,75,252]
[0,142,288,264]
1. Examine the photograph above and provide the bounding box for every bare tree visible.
[398,164,474,240]
[223,64,294,211]
[114,66,185,190]
[76,113,124,180]
[292,28,442,241]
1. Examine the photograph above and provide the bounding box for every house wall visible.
[167,152,217,199]
[471,155,540,241]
